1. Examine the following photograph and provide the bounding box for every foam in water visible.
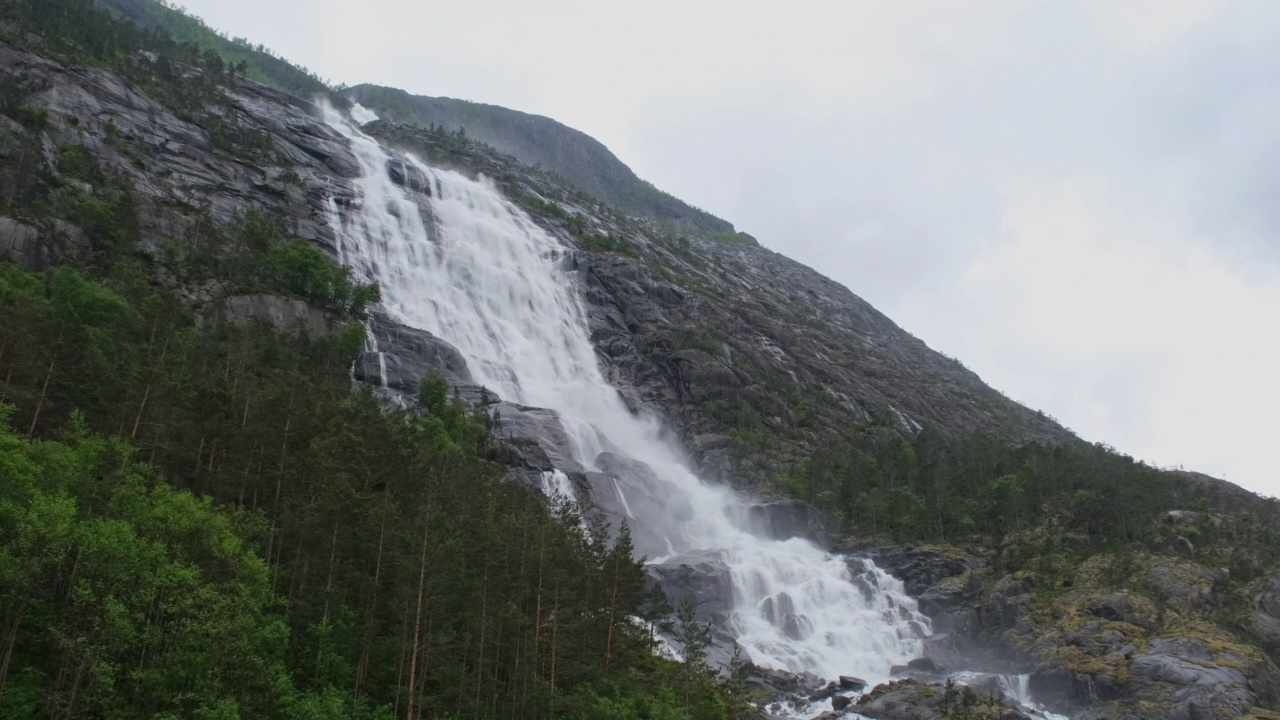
[322,105,928,684]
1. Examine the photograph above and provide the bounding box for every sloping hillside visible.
[346,83,736,234]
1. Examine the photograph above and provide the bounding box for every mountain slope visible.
[3,2,1280,719]
[96,0,332,100]
[345,83,736,235]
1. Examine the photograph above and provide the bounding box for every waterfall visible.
[322,105,928,685]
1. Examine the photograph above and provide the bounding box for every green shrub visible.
[578,232,633,255]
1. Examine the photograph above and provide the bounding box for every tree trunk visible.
[405,526,429,720]
[27,355,55,436]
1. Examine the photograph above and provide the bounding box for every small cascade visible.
[950,672,1070,720]
[322,104,929,689]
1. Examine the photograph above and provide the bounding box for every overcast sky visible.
[178,0,1280,497]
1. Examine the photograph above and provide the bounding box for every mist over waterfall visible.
[322,106,928,684]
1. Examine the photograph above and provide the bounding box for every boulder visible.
[744,499,827,544]
[491,404,585,475]
[839,675,867,692]
[644,549,733,623]
[918,579,972,617]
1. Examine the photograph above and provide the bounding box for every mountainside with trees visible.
[1,1,1278,719]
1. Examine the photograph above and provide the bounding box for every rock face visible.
[354,310,474,395]
[0,217,44,269]
[0,41,351,276]
[645,549,734,623]
[219,293,334,336]
[1253,569,1280,665]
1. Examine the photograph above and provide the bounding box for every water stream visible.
[322,105,928,688]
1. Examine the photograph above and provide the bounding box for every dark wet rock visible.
[587,452,695,558]
[744,499,827,544]
[839,675,867,692]
[831,693,852,711]
[490,403,585,475]
[354,311,473,396]
[983,574,1035,630]
[739,663,824,700]
[1086,593,1140,624]
[644,549,732,623]
[857,545,985,597]
[918,579,974,617]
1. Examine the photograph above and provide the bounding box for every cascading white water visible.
[322,105,928,685]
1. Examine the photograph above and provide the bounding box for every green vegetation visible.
[788,427,1276,547]
[0,205,742,719]
[0,4,752,716]
[577,233,633,255]
[704,231,760,249]
[95,0,334,100]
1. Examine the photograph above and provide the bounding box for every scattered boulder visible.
[644,549,733,623]
[839,675,867,692]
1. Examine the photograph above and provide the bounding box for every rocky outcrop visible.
[645,549,733,622]
[0,216,44,269]
[354,310,474,395]
[843,679,1029,720]
[0,40,352,278]
[218,293,334,336]
[1253,569,1280,665]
